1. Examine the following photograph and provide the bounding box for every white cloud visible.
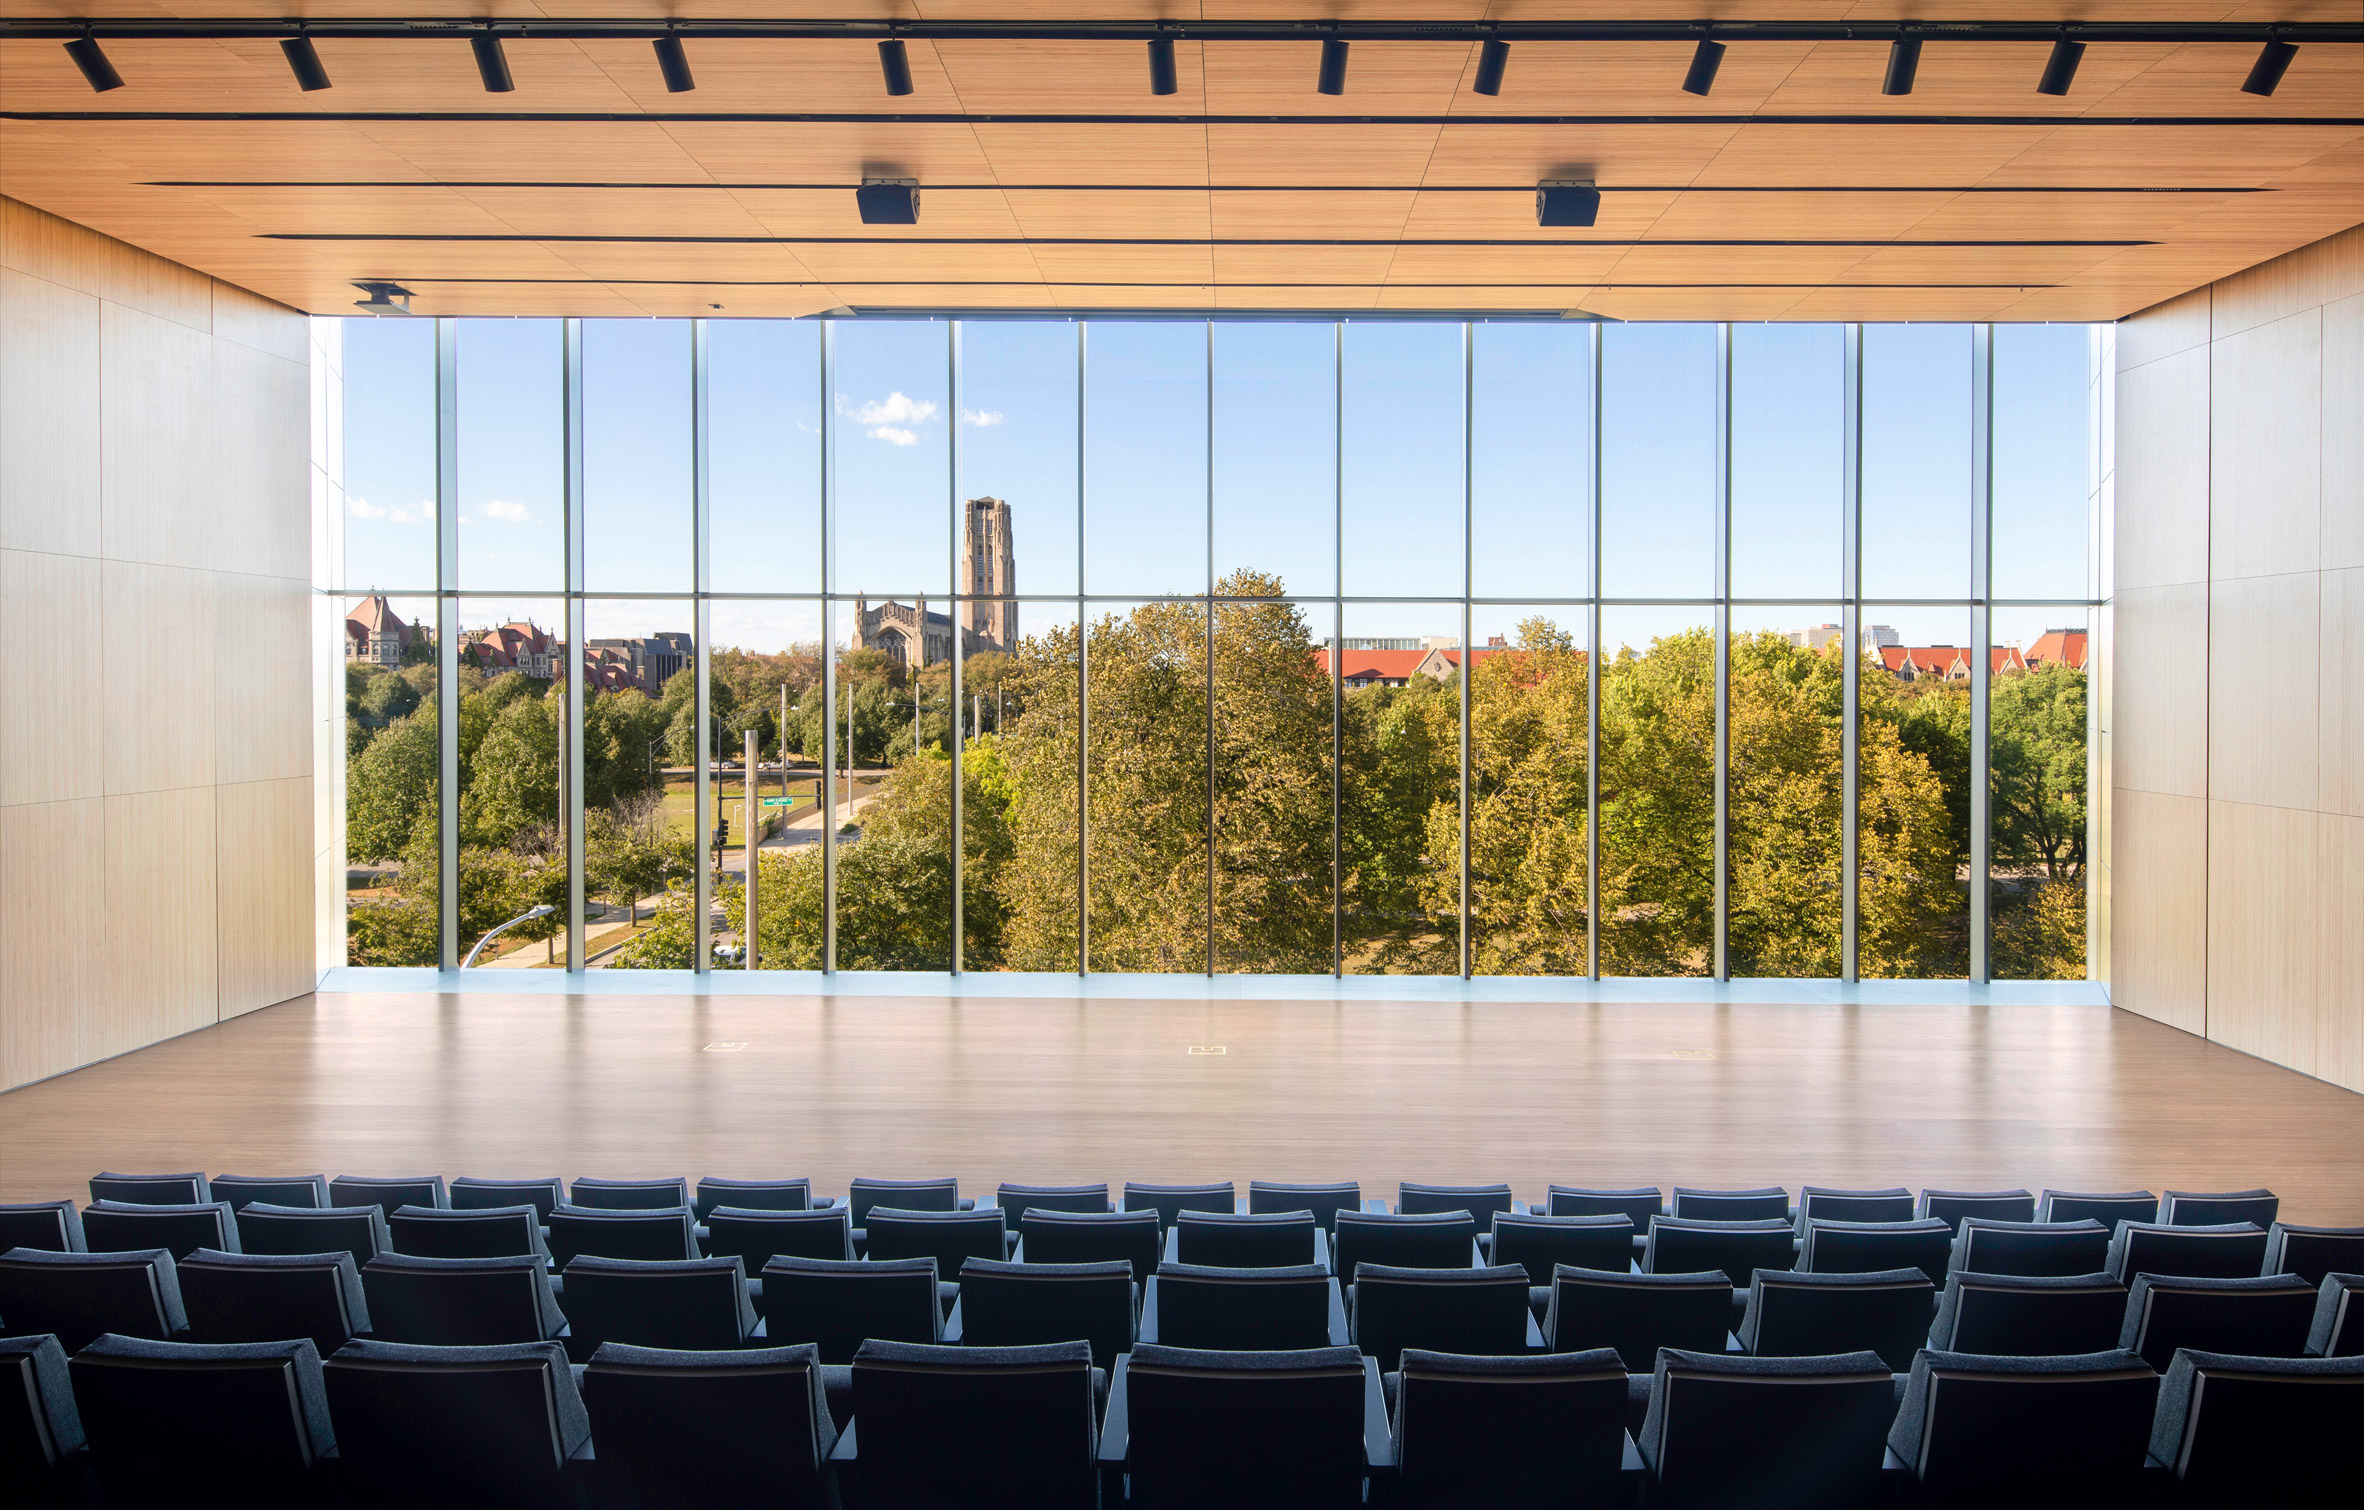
[838,391,939,427]
[960,408,1005,427]
[868,425,920,447]
[482,498,531,522]
[347,496,386,519]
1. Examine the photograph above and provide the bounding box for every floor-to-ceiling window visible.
[328,314,2102,981]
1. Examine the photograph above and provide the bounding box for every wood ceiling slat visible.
[998,188,1216,238]
[1638,190,1961,240]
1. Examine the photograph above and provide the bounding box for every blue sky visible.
[338,315,2093,657]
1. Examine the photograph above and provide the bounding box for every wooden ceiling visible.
[3,4,2360,320]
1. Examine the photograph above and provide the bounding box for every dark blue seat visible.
[582,1341,835,1509]
[1889,1348,2158,1505]
[2311,1273,2362,1357]
[1141,1262,1345,1351]
[2266,1224,2364,1287]
[1638,1348,1895,1510]
[1397,1183,1515,1227]
[390,1203,547,1261]
[570,1177,691,1211]
[2105,1220,2269,1283]
[235,1201,388,1269]
[210,1174,330,1211]
[1103,1342,1387,1509]
[994,1182,1111,1229]
[1669,1187,1789,1223]
[849,1177,969,1244]
[2159,1188,2277,1228]
[757,1255,940,1363]
[451,1177,565,1220]
[1739,1266,1935,1372]
[951,1257,1136,1368]
[1017,1208,1163,1283]
[0,1247,184,1351]
[329,1175,448,1220]
[559,1255,757,1358]
[546,1204,698,1266]
[1489,1213,1634,1293]
[0,1202,84,1254]
[88,1172,210,1206]
[1544,1266,1732,1371]
[70,1334,335,1503]
[1350,1263,1538,1373]
[704,1206,853,1269]
[1334,1211,1479,1275]
[1390,1347,1631,1508]
[1950,1218,2110,1278]
[324,1338,591,1510]
[178,1248,369,1356]
[1916,1188,2035,1233]
[1801,1218,1953,1285]
[81,1199,237,1260]
[1794,1186,1915,1231]
[1170,1209,1319,1269]
[863,1207,1006,1298]
[2149,1350,2364,1496]
[1928,1271,2126,1356]
[1542,1186,1664,1231]
[1249,1180,1361,1232]
[0,1334,85,1507]
[360,1252,567,1346]
[693,1177,823,1220]
[2119,1273,2317,1371]
[1121,1181,1235,1229]
[2037,1190,2155,1232]
[837,1339,1100,1509]
[1644,1216,1794,1288]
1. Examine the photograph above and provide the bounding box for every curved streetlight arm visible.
[461,904,557,969]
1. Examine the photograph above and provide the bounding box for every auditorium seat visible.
[704,1206,854,1269]
[1488,1213,1635,1298]
[1916,1188,2036,1233]
[2105,1220,2270,1283]
[1349,1263,1538,1371]
[1140,1262,1346,1351]
[2038,1189,2156,1232]
[1949,1217,2110,1277]
[1888,1348,2159,1506]
[2309,1273,2362,1357]
[2263,1223,2364,1286]
[758,1255,942,1363]
[1333,1210,1481,1276]
[88,1172,210,1206]
[837,1338,1101,1509]
[1794,1186,1916,1232]
[2159,1188,2278,1228]
[1102,1342,1386,1509]
[1249,1180,1361,1232]
[1669,1186,1790,1223]
[0,1334,84,1507]
[1169,1209,1322,1269]
[849,1177,970,1241]
[1016,1209,1163,1283]
[2148,1350,2364,1496]
[1927,1272,2127,1357]
[1739,1267,1936,1371]
[994,1181,1112,1229]
[236,1201,388,1270]
[1540,1185,1665,1234]
[1120,1181,1236,1228]
[0,1248,185,1350]
[1389,1347,1634,1508]
[323,1338,592,1509]
[559,1255,758,1358]
[0,1202,84,1253]
[360,1252,567,1346]
[209,1174,329,1211]
[546,1204,699,1266]
[582,1341,835,1509]
[1396,1182,1516,1229]
[2118,1273,2318,1371]
[949,1257,1136,1367]
[1637,1348,1896,1510]
[179,1249,370,1356]
[69,1334,336,1503]
[570,1176,692,1211]
[1543,1267,1733,1370]
[390,1203,547,1261]
[81,1199,237,1260]
[692,1176,826,1220]
[1643,1215,1796,1288]
[329,1174,449,1219]
[1800,1218,1954,1285]
[863,1208,1007,1305]
[452,1176,565,1220]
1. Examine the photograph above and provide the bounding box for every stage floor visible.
[5,992,2361,1223]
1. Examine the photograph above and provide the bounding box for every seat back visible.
[1121,1343,1369,1509]
[2265,1224,2364,1287]
[849,1177,961,1229]
[89,1172,209,1206]
[83,1200,237,1260]
[1547,1186,1664,1231]
[1670,1186,1789,1223]
[1350,1263,1532,1372]
[1932,1272,2127,1356]
[0,1249,183,1352]
[1399,1183,1515,1225]
[2108,1221,2270,1283]
[705,1207,853,1268]
[692,1177,815,1220]
[1149,1263,1335,1351]
[853,1339,1099,1509]
[235,1202,387,1269]
[389,1204,544,1260]
[360,1253,565,1345]
[1121,1181,1236,1228]
[561,1255,754,1353]
[865,1207,1007,1274]
[995,1183,1111,1228]
[0,1201,85,1253]
[1796,1187,1915,1232]
[2311,1273,2362,1358]
[1891,1348,2157,1496]
[210,1175,329,1211]
[2038,1189,2156,1232]
[451,1177,564,1221]
[1546,1266,1733,1370]
[1952,1217,2110,1278]
[1916,1188,2036,1233]
[69,1335,332,1500]
[757,1256,940,1363]
[1640,1348,1895,1510]
[1395,1347,1627,1500]
[329,1175,448,1220]
[1489,1213,1635,1286]
[1174,1210,1317,1268]
[568,1176,691,1212]
[1801,1218,1953,1285]
[545,1204,697,1265]
[1333,1210,1478,1275]
[2120,1273,2318,1371]
[581,1341,833,1509]
[2160,1188,2278,1229]
[956,1258,1135,1368]
[1019,1209,1163,1283]
[179,1249,368,1356]
[2152,1351,2364,1493]
[0,1335,84,1481]
[1248,1181,1361,1232]
[1645,1216,1796,1286]
[1740,1267,1936,1372]
[322,1338,589,1507]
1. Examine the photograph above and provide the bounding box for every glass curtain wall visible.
[329,314,2100,981]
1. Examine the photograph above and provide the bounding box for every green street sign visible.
[761,797,800,807]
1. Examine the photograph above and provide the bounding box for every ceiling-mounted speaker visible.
[857,178,921,225]
[1537,180,1601,228]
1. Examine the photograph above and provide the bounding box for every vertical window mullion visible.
[820,320,837,975]
[1586,322,1602,983]
[1460,320,1474,979]
[1076,323,1089,977]
[1841,323,1863,984]
[949,321,964,976]
[563,318,586,973]
[1712,322,1733,983]
[1333,319,1344,979]
[1969,323,1995,984]
[692,318,713,976]
[435,317,460,971]
[1206,319,1217,977]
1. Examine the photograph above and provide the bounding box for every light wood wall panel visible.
[217,777,315,1020]
[2319,813,2364,1093]
[2206,801,2321,1078]
[1,549,105,809]
[2328,293,2363,573]
[0,269,101,558]
[2113,582,2208,801]
[2209,309,2323,584]
[0,798,103,1089]
[2110,789,2209,1037]
[101,788,220,1063]
[2111,348,2211,592]
[2206,571,2320,812]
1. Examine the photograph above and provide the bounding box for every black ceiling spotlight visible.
[878,37,914,97]
[352,281,416,315]
[1536,179,1601,228]
[1682,38,1725,97]
[856,177,920,225]
[2241,37,2297,97]
[1473,37,1510,97]
[471,31,513,93]
[653,34,694,94]
[1882,37,1922,96]
[1147,34,1177,97]
[1317,36,1349,96]
[64,34,123,93]
[2036,37,2084,96]
[280,33,331,92]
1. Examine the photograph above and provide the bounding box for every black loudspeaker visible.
[1536,181,1601,228]
[857,179,921,226]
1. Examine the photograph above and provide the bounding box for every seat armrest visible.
[1137,1280,1162,1345]
[1467,1239,1485,1268]
[814,1196,841,1210]
[828,1420,859,1463]
[1326,1277,1351,1347]
[749,1316,768,1339]
[1725,1332,1746,1353]
[942,1297,964,1344]
[1363,1199,1389,1214]
[1098,1354,1131,1505]
[1525,1311,1546,1351]
[1008,1237,1026,1263]
[1476,1233,1493,1259]
[1361,1359,1395,1471]
[1621,1432,1646,1479]
[1161,1227,1180,1266]
[1314,1227,1332,1273]
[957,1197,976,1210]
[562,1433,597,1490]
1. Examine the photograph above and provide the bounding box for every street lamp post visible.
[461,904,557,969]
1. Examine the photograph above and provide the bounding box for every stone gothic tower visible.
[961,496,1018,650]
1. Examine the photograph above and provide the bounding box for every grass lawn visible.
[651,768,880,839]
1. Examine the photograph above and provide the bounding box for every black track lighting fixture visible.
[2036,37,2084,96]
[1317,36,1348,96]
[64,34,122,93]
[856,177,920,225]
[1473,37,1510,97]
[1882,37,1922,96]
[878,37,914,97]
[1682,38,1724,97]
[471,32,513,93]
[280,34,330,92]
[1536,179,1601,228]
[1147,35,1177,97]
[653,34,693,93]
[2241,37,2297,97]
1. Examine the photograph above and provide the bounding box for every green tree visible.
[1463,618,1590,975]
[1346,672,1460,972]
[464,693,559,848]
[1211,580,1335,972]
[347,706,437,863]
[1595,629,1717,976]
[586,790,685,932]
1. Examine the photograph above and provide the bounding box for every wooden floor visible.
[5,992,2362,1225]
